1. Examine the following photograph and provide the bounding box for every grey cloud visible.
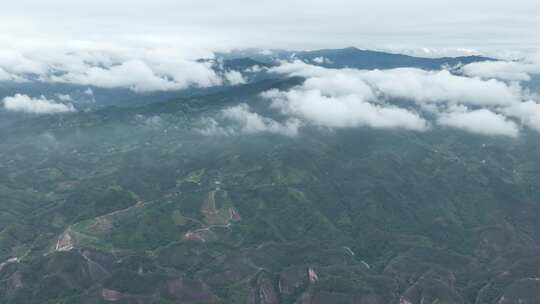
[0,67,11,80]
[2,0,540,52]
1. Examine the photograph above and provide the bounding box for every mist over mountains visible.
[2,47,539,138]
[3,0,540,302]
[1,45,540,303]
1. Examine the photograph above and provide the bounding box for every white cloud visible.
[263,88,429,131]
[302,73,374,98]
[266,61,540,136]
[461,61,532,81]
[461,53,540,82]
[438,106,519,137]
[49,59,223,92]
[503,100,540,132]
[269,62,435,132]
[224,70,246,85]
[0,49,48,75]
[271,61,520,107]
[0,42,223,92]
[50,60,180,92]
[55,93,73,101]
[312,57,325,64]
[2,94,76,114]
[360,68,519,107]
[398,47,483,58]
[312,56,332,64]
[245,65,266,73]
[223,104,300,136]
[270,60,327,77]
[199,104,301,137]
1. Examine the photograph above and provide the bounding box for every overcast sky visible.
[1,0,539,54]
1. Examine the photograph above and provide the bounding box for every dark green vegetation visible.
[2,74,540,303]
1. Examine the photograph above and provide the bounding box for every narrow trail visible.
[202,190,218,216]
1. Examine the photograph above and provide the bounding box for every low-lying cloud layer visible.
[263,89,429,131]
[232,60,540,138]
[224,70,247,86]
[3,43,540,138]
[2,94,75,114]
[461,53,540,81]
[0,42,225,92]
[438,107,519,138]
[198,104,300,137]
[272,61,521,107]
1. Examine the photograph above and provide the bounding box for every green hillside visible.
[1,78,540,304]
